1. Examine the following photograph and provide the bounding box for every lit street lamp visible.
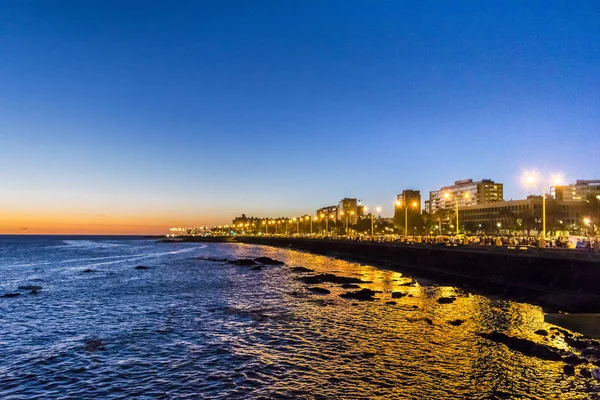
[522,172,563,246]
[443,192,470,236]
[396,200,418,237]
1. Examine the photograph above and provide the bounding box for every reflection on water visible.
[0,238,598,398]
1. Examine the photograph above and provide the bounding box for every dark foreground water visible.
[1,236,599,399]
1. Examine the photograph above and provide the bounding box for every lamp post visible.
[443,192,470,236]
[396,201,418,237]
[522,172,563,247]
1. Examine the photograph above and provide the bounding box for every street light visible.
[443,192,470,236]
[397,200,419,237]
[522,171,563,246]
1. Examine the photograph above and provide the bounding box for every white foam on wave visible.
[60,240,123,249]
[12,245,205,268]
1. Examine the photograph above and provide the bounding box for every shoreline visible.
[233,237,600,315]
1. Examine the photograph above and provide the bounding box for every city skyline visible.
[1,2,599,234]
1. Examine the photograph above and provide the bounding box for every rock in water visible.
[449,319,465,326]
[18,285,42,291]
[391,292,407,299]
[385,301,397,305]
[254,257,285,265]
[477,332,562,361]
[250,266,263,271]
[534,329,548,336]
[424,318,433,325]
[308,287,330,295]
[437,297,457,304]
[341,283,361,289]
[291,266,313,273]
[135,265,149,270]
[82,269,95,273]
[300,274,369,285]
[2,293,21,298]
[563,365,575,375]
[339,288,379,301]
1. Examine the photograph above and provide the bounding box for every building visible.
[337,198,359,224]
[429,179,503,213]
[396,190,422,213]
[457,196,587,233]
[552,180,600,201]
[316,205,338,221]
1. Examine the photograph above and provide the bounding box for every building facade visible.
[316,205,338,221]
[337,198,359,224]
[396,190,422,213]
[552,180,600,201]
[429,179,503,213]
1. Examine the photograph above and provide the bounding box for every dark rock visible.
[308,287,330,295]
[341,283,361,289]
[135,265,149,270]
[424,318,433,325]
[18,285,42,291]
[412,305,419,309]
[291,266,313,273]
[391,292,407,299]
[580,368,592,378]
[477,331,562,361]
[300,274,369,285]
[198,257,229,262]
[398,281,415,286]
[437,297,457,304]
[564,336,589,350]
[30,290,40,295]
[85,339,105,352]
[407,294,414,297]
[254,257,285,265]
[449,319,465,326]
[250,266,263,271]
[534,329,548,336]
[230,259,257,266]
[2,293,21,298]
[550,327,573,338]
[563,354,588,365]
[563,365,575,375]
[82,269,95,273]
[339,288,380,301]
[385,301,397,305]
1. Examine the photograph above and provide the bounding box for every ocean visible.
[0,236,596,399]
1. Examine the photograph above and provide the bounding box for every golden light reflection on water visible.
[221,244,598,398]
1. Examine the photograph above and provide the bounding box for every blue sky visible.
[1,1,599,233]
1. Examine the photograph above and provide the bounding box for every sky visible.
[0,1,599,234]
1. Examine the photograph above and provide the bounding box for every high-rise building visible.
[396,190,421,213]
[429,179,503,213]
[337,198,359,224]
[316,205,338,220]
[552,180,600,201]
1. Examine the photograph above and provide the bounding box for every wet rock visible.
[424,318,433,325]
[300,274,369,285]
[254,257,285,265]
[18,285,42,291]
[411,305,419,309]
[135,265,149,270]
[198,257,229,262]
[339,288,380,301]
[82,269,95,273]
[449,319,465,326]
[385,301,397,305]
[291,266,313,273]
[580,368,592,378]
[308,287,330,295]
[563,365,575,375]
[407,294,414,297]
[563,354,588,365]
[30,289,40,295]
[230,259,257,266]
[477,332,562,361]
[1,293,21,298]
[341,283,361,289]
[85,339,105,352]
[250,266,263,271]
[550,327,573,338]
[397,280,415,286]
[437,297,457,304]
[534,329,548,336]
[391,292,407,299]
[564,336,589,350]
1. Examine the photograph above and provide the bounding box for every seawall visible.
[236,237,600,313]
